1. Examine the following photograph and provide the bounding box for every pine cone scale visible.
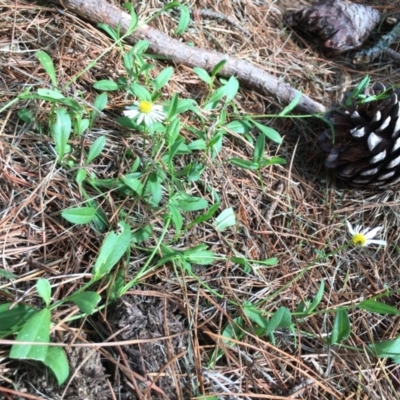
[320,82,400,188]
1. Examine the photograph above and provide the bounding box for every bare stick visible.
[49,0,326,115]
[354,22,400,64]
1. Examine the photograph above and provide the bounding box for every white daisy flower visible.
[123,100,166,126]
[346,220,387,248]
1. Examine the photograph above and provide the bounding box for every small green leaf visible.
[37,88,64,100]
[178,196,208,212]
[329,309,350,345]
[51,107,71,162]
[250,119,282,144]
[184,247,215,265]
[93,221,131,279]
[18,109,35,124]
[36,279,52,307]
[169,204,183,236]
[69,291,101,314]
[93,80,119,91]
[44,346,69,385]
[10,308,51,360]
[224,120,252,134]
[214,207,236,231]
[131,224,153,243]
[229,158,258,170]
[358,300,399,316]
[129,83,151,101]
[188,202,220,227]
[193,67,212,85]
[279,92,302,116]
[211,59,227,77]
[86,136,106,164]
[62,207,96,224]
[253,133,265,163]
[176,5,190,35]
[153,66,174,91]
[224,76,239,103]
[36,51,57,87]
[0,303,36,338]
[369,337,400,360]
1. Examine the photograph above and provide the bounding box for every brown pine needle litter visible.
[1,0,400,398]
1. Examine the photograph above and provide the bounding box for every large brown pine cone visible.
[319,82,400,189]
[286,0,380,54]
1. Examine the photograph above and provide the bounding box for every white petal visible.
[346,220,355,235]
[364,226,382,239]
[137,113,145,124]
[365,239,387,247]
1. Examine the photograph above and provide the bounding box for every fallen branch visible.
[47,0,326,115]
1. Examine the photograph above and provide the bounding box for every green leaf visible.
[131,224,153,243]
[214,207,236,231]
[123,3,139,34]
[184,246,215,265]
[176,5,190,35]
[253,133,265,163]
[193,67,212,85]
[0,269,16,279]
[188,139,206,151]
[62,207,96,224]
[69,291,101,314]
[37,88,65,100]
[222,317,244,343]
[44,346,69,385]
[250,119,282,144]
[169,204,183,236]
[123,176,144,195]
[358,300,399,316]
[188,202,220,227]
[51,107,71,162]
[263,307,293,336]
[224,76,239,103]
[18,108,35,124]
[93,92,108,115]
[178,195,208,212]
[243,304,269,331]
[229,158,258,170]
[97,23,119,41]
[93,80,119,91]
[167,93,179,120]
[86,136,106,164]
[224,119,252,134]
[36,279,52,307]
[10,308,51,360]
[93,221,131,279]
[0,303,36,338]
[153,67,174,91]
[145,173,163,206]
[36,51,57,87]
[211,59,227,77]
[279,92,302,116]
[369,337,400,361]
[329,309,350,345]
[130,83,151,101]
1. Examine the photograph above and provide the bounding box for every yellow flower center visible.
[352,233,367,247]
[138,101,153,114]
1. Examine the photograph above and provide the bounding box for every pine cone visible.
[285,0,380,55]
[319,82,400,189]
